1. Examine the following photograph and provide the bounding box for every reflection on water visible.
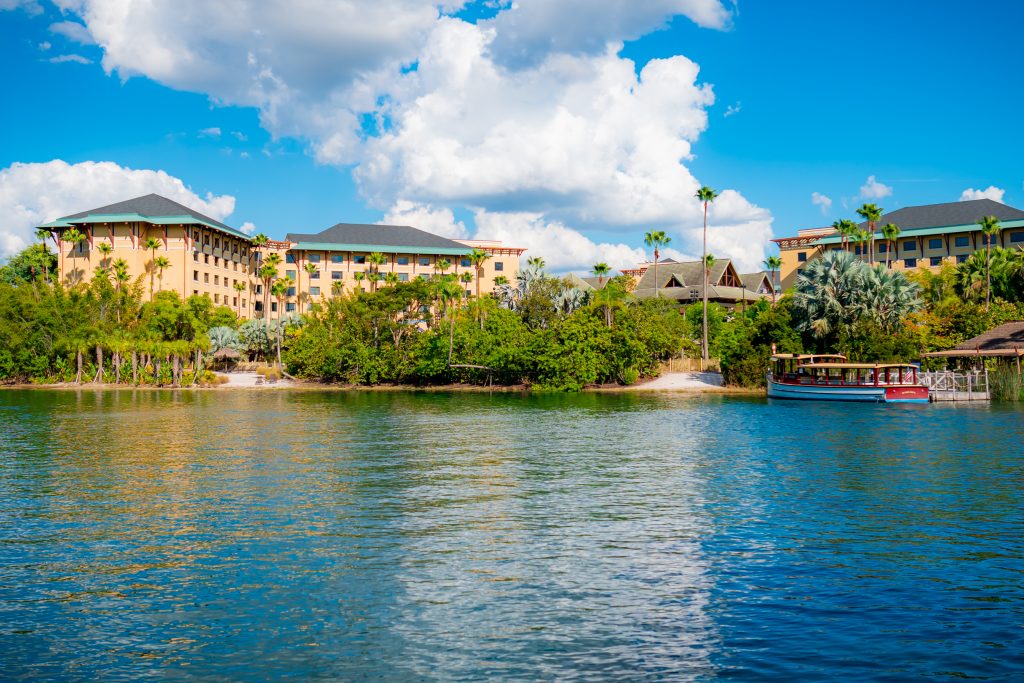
[1,390,1022,679]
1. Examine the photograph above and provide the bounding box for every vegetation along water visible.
[1,390,1021,679]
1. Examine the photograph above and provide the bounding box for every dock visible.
[921,370,990,402]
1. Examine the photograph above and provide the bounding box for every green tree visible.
[258,252,281,317]
[591,262,611,287]
[695,185,719,362]
[303,261,318,312]
[367,252,386,292]
[143,237,162,300]
[643,230,671,298]
[881,222,901,268]
[762,255,781,303]
[233,280,246,317]
[154,255,171,292]
[855,203,883,265]
[978,215,1001,311]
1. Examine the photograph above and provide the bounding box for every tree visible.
[591,280,628,327]
[143,237,162,300]
[436,258,451,278]
[331,280,345,297]
[233,280,246,316]
[384,272,399,287]
[437,278,465,364]
[762,255,781,303]
[978,215,1001,311]
[695,184,719,362]
[832,218,858,253]
[367,252,386,292]
[460,271,473,299]
[856,203,883,265]
[353,271,366,293]
[154,255,171,292]
[527,256,546,270]
[468,248,491,298]
[493,275,509,287]
[35,229,52,282]
[95,241,113,268]
[270,277,293,365]
[881,222,901,268]
[61,228,87,285]
[258,252,281,317]
[591,262,611,287]
[303,261,318,312]
[251,233,269,259]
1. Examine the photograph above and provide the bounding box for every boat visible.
[767,354,929,403]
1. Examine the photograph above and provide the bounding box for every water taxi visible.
[767,354,929,403]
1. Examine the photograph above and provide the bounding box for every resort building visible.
[773,199,1024,289]
[41,193,524,318]
[628,259,767,308]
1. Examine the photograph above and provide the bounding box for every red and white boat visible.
[767,354,929,403]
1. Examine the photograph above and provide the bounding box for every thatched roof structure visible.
[923,321,1024,358]
[212,347,241,360]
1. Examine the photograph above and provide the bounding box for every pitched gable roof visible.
[857,199,1024,231]
[740,271,773,291]
[954,321,1024,351]
[633,259,739,290]
[54,193,242,236]
[287,222,471,254]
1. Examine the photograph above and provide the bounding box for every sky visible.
[1,0,1021,272]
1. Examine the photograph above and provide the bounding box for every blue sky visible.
[1,1,1021,269]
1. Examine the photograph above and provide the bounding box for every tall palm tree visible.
[143,237,162,300]
[978,215,1001,311]
[367,252,386,292]
[303,262,318,312]
[353,271,366,293]
[251,233,269,260]
[233,280,246,317]
[154,255,171,292]
[35,229,52,281]
[591,262,611,287]
[695,185,719,361]
[881,223,901,268]
[459,271,473,299]
[591,281,628,327]
[331,280,345,297]
[643,230,671,297]
[856,203,883,265]
[61,227,86,285]
[762,255,781,303]
[468,248,491,299]
[258,252,281,317]
[385,272,400,287]
[96,241,113,266]
[438,278,464,364]
[436,258,451,279]
[270,278,291,366]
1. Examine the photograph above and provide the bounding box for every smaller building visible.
[630,259,766,308]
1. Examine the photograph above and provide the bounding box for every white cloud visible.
[198,127,221,138]
[723,102,741,117]
[811,191,832,215]
[231,131,247,141]
[0,160,235,258]
[39,40,51,51]
[0,0,42,15]
[858,175,893,199]
[381,200,468,238]
[49,54,92,64]
[50,1,771,269]
[474,210,646,273]
[959,186,1005,203]
[49,20,95,45]
[238,221,257,235]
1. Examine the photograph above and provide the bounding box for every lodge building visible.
[773,199,1024,289]
[40,194,524,318]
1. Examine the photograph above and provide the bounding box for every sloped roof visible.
[954,321,1024,351]
[287,222,471,254]
[634,259,732,290]
[856,199,1024,231]
[739,271,773,290]
[633,283,764,303]
[52,193,244,237]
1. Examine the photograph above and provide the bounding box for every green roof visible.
[291,241,471,256]
[814,219,1024,246]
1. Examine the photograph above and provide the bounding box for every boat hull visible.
[767,377,929,403]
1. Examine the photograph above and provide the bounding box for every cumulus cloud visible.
[49,20,95,45]
[0,160,235,258]
[858,175,893,200]
[381,200,468,238]
[960,186,1005,203]
[198,127,221,138]
[49,54,92,64]
[811,191,832,214]
[238,221,257,235]
[38,40,50,50]
[473,210,646,273]
[43,0,772,269]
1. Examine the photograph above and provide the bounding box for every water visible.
[1,390,1022,681]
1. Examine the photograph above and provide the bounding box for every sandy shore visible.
[620,371,761,395]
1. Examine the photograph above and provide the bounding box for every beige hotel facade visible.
[41,194,524,318]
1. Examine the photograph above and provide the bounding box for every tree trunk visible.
[448,311,455,365]
[132,350,138,385]
[702,202,709,363]
[155,358,162,386]
[986,241,991,311]
[75,349,83,384]
[93,345,103,383]
[172,355,181,387]
[114,352,121,384]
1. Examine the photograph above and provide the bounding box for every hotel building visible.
[40,193,524,318]
[773,199,1024,289]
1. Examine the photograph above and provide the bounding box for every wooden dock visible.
[921,370,990,402]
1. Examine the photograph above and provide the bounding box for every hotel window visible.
[215,256,220,267]
[354,255,366,264]
[204,254,210,264]
[954,236,970,248]
[1011,232,1024,243]
[928,238,942,250]
[797,252,807,262]
[286,270,296,280]
[194,270,199,281]
[929,256,943,266]
[309,253,321,263]
[904,258,917,268]
[877,243,887,253]
[204,234,210,245]
[956,254,968,264]
[232,297,237,307]
[494,262,504,271]
[903,240,916,251]
[233,243,238,253]
[204,273,209,283]
[243,299,247,308]
[271,302,277,312]
[255,301,263,312]
[418,257,431,266]
[310,270,320,279]
[331,271,343,280]
[214,294,220,303]
[214,275,220,285]
[309,287,320,296]
[460,258,471,267]
[193,252,199,262]
[397,256,410,266]
[193,290,199,296]
[256,284,263,294]
[286,253,295,263]
[287,286,296,297]
[331,254,344,263]
[215,238,221,249]
[398,273,409,282]
[286,302,296,312]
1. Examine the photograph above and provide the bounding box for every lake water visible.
[1,389,1022,680]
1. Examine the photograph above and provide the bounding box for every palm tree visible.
[526,256,546,270]
[143,237,162,300]
[643,230,671,297]
[591,281,628,327]
[154,255,171,292]
[367,252,386,292]
[856,203,883,265]
[591,262,611,287]
[438,278,465,364]
[61,227,86,284]
[385,272,400,287]
[96,241,113,267]
[493,275,509,287]
[303,261,318,312]
[762,255,781,303]
[832,218,857,253]
[467,248,491,297]
[251,233,269,260]
[353,271,366,293]
[436,258,451,279]
[34,229,52,282]
[258,252,281,317]
[233,280,246,317]
[459,271,473,299]
[978,215,1001,311]
[331,280,345,297]
[881,223,901,268]
[270,277,293,366]
[695,185,719,361]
